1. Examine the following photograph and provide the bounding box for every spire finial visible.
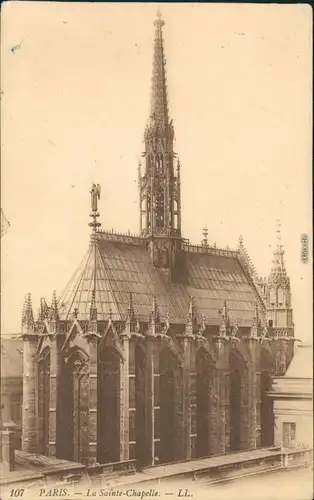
[49,290,59,322]
[90,288,97,321]
[151,294,160,323]
[22,293,35,331]
[37,297,49,322]
[150,8,168,125]
[89,183,102,233]
[272,219,285,272]
[154,8,165,28]
[238,234,244,250]
[186,296,197,335]
[219,300,230,337]
[202,225,209,248]
[276,219,281,243]
[127,292,135,322]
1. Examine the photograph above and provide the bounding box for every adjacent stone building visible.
[21,13,295,468]
[270,343,312,449]
[0,337,23,450]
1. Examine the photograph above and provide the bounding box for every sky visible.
[1,2,312,340]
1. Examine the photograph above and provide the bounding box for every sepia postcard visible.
[0,2,313,500]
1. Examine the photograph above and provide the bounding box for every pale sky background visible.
[1,2,312,340]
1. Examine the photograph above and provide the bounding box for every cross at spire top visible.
[154,8,165,27]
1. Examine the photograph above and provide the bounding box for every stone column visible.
[246,338,259,450]
[143,337,155,466]
[48,337,61,457]
[87,336,98,464]
[214,338,230,455]
[22,334,38,453]
[180,337,193,461]
[119,334,130,461]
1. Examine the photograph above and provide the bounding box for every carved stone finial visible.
[250,303,260,338]
[135,312,141,333]
[154,9,165,28]
[232,318,239,337]
[202,225,209,248]
[127,292,135,322]
[151,294,160,324]
[199,315,207,334]
[186,296,197,335]
[49,291,59,322]
[108,308,113,321]
[37,297,49,323]
[22,293,34,331]
[90,289,97,321]
[238,234,244,250]
[89,183,101,233]
[219,300,230,337]
[148,295,161,336]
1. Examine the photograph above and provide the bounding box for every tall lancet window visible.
[269,287,276,306]
[278,287,284,306]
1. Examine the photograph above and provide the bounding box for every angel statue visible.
[90,183,101,212]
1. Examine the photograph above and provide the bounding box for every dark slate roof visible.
[59,233,262,327]
[0,338,23,379]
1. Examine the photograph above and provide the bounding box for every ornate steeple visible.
[265,221,294,335]
[139,12,181,242]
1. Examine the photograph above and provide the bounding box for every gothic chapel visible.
[21,13,295,467]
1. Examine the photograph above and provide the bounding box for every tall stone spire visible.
[150,10,168,126]
[139,11,181,243]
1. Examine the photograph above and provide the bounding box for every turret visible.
[265,221,294,336]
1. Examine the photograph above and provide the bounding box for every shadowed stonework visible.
[19,12,295,469]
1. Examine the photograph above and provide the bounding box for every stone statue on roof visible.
[90,183,101,212]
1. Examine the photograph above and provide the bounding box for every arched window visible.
[37,349,51,456]
[97,346,121,464]
[196,349,216,458]
[278,288,284,306]
[159,347,183,464]
[269,288,276,306]
[229,350,249,452]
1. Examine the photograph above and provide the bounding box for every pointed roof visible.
[22,293,34,328]
[268,221,290,287]
[59,240,119,321]
[58,232,266,326]
[37,297,49,322]
[49,290,60,321]
[149,10,169,126]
